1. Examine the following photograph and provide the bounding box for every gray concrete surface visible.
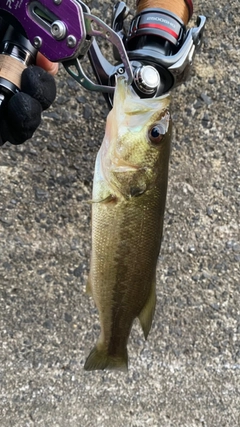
[0,0,239,426]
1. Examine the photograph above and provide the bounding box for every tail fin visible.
[84,345,128,372]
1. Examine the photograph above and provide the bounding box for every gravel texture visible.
[0,0,239,426]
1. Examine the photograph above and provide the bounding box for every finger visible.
[21,66,56,110]
[1,93,42,145]
[36,53,59,75]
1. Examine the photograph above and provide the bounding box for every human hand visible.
[0,55,58,146]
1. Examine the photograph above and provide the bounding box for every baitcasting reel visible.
[0,0,133,107]
[0,0,206,108]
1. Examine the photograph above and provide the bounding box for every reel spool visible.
[126,0,193,97]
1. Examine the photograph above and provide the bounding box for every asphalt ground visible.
[0,1,239,426]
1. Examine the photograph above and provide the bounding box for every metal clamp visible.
[63,1,133,93]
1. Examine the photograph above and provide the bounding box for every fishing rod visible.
[0,0,205,108]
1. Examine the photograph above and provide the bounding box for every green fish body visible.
[84,79,172,371]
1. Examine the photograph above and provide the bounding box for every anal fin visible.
[138,279,156,339]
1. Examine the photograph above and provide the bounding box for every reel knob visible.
[134,65,160,95]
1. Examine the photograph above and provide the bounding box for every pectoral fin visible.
[86,273,92,296]
[138,279,156,339]
[129,185,147,198]
[88,194,117,204]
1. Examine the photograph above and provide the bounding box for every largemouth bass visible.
[84,78,171,371]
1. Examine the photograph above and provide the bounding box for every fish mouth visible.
[112,164,144,173]
[111,157,145,173]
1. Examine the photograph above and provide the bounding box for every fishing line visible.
[136,0,191,25]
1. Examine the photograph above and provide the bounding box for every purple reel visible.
[0,0,86,62]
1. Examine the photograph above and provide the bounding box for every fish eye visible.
[148,124,165,145]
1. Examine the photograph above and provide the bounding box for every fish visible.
[84,78,172,371]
